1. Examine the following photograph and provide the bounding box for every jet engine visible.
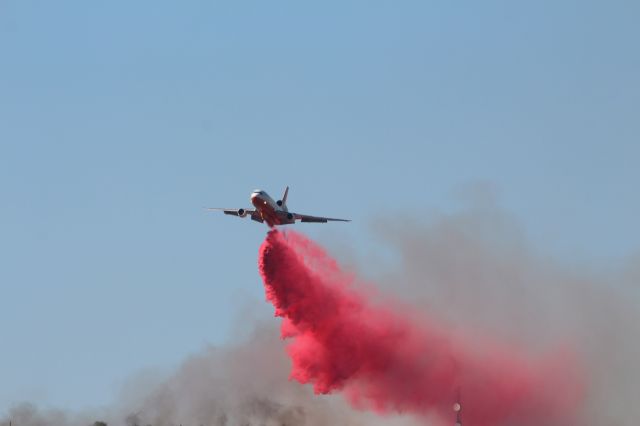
[237,208,247,218]
[287,212,294,220]
[276,200,284,207]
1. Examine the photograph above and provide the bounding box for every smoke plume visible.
[2,199,638,425]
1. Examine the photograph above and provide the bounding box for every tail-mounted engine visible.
[277,186,290,211]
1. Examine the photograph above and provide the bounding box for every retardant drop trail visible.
[259,229,585,426]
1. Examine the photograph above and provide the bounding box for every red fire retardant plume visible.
[259,230,585,426]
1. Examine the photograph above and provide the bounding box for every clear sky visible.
[0,0,638,412]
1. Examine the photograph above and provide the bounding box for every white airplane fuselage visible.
[208,187,349,226]
[250,189,294,227]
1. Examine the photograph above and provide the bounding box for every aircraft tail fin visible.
[276,186,290,210]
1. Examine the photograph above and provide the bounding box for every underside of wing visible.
[293,213,351,223]
[206,207,255,218]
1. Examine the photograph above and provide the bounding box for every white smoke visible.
[370,191,639,425]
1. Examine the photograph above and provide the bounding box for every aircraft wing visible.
[293,213,351,223]
[205,208,256,217]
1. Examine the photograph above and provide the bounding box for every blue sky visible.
[0,0,638,412]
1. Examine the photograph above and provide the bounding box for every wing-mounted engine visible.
[237,208,248,218]
[275,210,295,224]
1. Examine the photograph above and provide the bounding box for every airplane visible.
[207,187,350,227]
